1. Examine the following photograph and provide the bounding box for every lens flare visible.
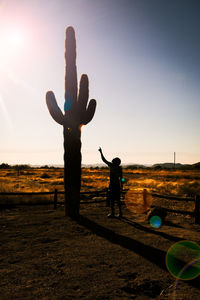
[64,91,73,112]
[166,240,200,280]
[149,215,162,228]
[64,99,72,111]
[125,189,152,214]
[174,257,200,299]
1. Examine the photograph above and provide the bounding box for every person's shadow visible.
[121,216,183,242]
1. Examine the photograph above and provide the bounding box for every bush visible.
[125,165,138,170]
[41,172,51,179]
[178,181,200,197]
[0,163,11,169]
[14,164,31,170]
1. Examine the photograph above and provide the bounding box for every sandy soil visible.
[0,200,200,300]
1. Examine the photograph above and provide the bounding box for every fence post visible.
[194,194,200,224]
[54,189,58,210]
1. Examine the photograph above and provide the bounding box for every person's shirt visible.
[109,164,122,188]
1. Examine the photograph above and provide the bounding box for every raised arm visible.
[98,147,111,167]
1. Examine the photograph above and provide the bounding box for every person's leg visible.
[106,188,111,207]
[108,191,115,217]
[117,191,122,217]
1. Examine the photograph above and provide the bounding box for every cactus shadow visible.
[77,215,200,290]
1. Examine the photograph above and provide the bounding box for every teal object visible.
[121,178,125,183]
[64,99,72,111]
[150,215,162,228]
[64,91,73,111]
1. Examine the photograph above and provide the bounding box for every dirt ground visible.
[0,200,200,300]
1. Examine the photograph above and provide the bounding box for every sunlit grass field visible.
[0,167,200,207]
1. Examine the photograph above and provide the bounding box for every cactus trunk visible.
[63,128,81,217]
[64,27,81,218]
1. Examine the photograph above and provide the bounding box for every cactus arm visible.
[46,91,64,125]
[78,74,97,125]
[83,99,97,125]
[78,74,89,117]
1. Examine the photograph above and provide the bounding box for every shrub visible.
[0,163,11,169]
[41,172,51,179]
[178,181,200,197]
[40,165,49,169]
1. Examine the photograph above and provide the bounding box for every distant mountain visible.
[152,162,200,169]
[153,163,181,168]
[193,162,200,169]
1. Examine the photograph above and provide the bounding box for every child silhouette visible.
[98,147,123,218]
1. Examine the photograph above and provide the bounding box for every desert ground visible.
[0,167,200,299]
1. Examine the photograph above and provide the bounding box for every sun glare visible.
[7,30,24,48]
[0,27,27,65]
[8,31,23,47]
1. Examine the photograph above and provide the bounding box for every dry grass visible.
[0,167,200,206]
[0,168,56,205]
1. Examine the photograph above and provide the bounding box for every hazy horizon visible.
[1,0,199,166]
[1,161,199,168]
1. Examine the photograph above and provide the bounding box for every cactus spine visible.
[46,27,96,218]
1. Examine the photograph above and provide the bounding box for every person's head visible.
[112,157,121,166]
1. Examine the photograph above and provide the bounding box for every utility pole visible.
[174,152,176,168]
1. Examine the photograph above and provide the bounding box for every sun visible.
[0,28,27,65]
[7,30,25,48]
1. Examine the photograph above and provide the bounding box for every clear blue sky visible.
[0,0,199,165]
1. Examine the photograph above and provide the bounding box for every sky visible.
[0,0,200,166]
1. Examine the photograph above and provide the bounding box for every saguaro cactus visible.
[46,27,97,218]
